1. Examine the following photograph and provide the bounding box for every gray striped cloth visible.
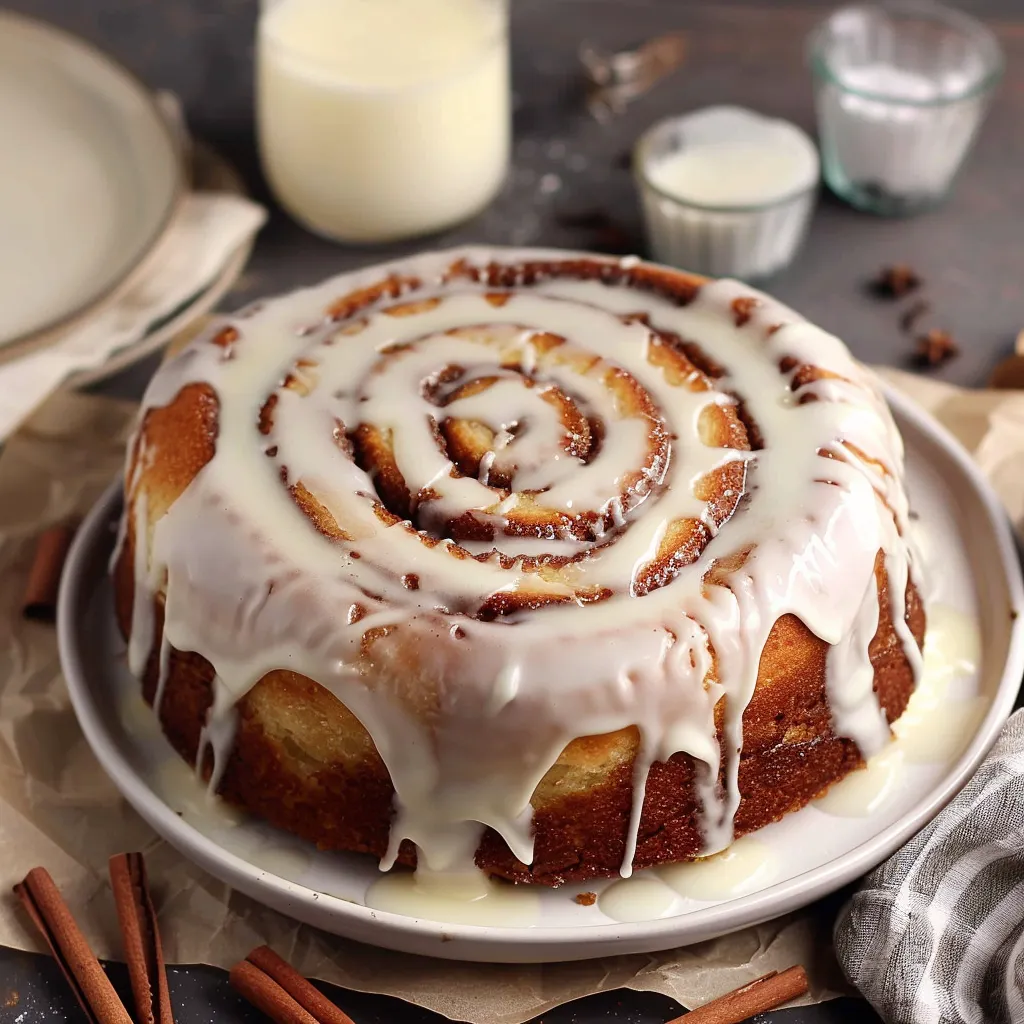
[834,709,1024,1023]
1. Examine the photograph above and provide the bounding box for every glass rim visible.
[632,116,820,215]
[807,1,1005,108]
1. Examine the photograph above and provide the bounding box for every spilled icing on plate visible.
[365,870,541,927]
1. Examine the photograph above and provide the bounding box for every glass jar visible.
[257,0,510,244]
[809,2,1003,216]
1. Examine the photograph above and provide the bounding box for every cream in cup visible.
[257,0,510,244]
[634,106,819,280]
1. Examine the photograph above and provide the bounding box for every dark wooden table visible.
[3,1,1023,1021]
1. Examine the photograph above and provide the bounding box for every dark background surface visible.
[3,0,1023,1021]
[8,0,1024,391]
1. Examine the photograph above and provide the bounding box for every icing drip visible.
[117,246,923,881]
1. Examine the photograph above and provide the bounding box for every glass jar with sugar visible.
[257,0,510,244]
[809,2,1003,216]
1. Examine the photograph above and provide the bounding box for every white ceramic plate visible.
[0,11,183,352]
[57,386,1024,963]
[65,141,254,389]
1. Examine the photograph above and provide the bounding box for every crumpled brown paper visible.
[875,367,1024,541]
[0,370,1021,1022]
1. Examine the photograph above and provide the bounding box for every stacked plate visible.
[0,10,258,388]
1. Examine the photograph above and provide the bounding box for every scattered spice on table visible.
[871,263,922,299]
[580,32,688,119]
[913,328,959,367]
[899,299,931,334]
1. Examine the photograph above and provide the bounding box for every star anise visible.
[872,264,922,299]
[913,329,959,367]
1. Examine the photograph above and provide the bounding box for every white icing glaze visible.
[896,698,985,764]
[365,869,541,926]
[117,246,923,882]
[892,602,980,764]
[598,875,678,922]
[119,691,164,740]
[152,757,248,829]
[817,601,981,811]
[813,746,904,817]
[658,837,776,900]
[245,841,314,879]
[918,603,980,693]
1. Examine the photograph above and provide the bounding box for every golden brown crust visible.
[119,551,923,886]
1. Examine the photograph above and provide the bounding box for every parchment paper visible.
[1,369,1021,1022]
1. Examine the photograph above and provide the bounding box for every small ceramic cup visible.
[634,106,820,280]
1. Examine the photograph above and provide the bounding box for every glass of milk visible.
[809,2,1003,216]
[633,106,820,280]
[257,0,510,244]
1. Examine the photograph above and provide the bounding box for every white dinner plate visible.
[57,385,1024,963]
[0,11,183,353]
[63,140,254,389]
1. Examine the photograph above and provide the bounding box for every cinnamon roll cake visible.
[113,247,925,886]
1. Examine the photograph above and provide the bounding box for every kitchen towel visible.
[835,708,1024,1023]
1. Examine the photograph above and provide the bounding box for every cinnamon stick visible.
[230,946,355,1024]
[13,867,133,1024]
[230,960,319,1024]
[665,965,809,1024]
[109,853,174,1024]
[22,523,76,622]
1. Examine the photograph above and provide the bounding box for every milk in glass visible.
[257,0,510,243]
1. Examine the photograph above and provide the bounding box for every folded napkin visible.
[834,708,1024,1023]
[0,191,265,444]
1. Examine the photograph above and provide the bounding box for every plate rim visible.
[0,9,187,358]
[56,382,1024,961]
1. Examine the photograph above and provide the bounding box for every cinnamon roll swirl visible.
[113,247,925,885]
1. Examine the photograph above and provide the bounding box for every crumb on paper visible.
[913,329,959,368]
[574,891,598,906]
[871,264,922,299]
